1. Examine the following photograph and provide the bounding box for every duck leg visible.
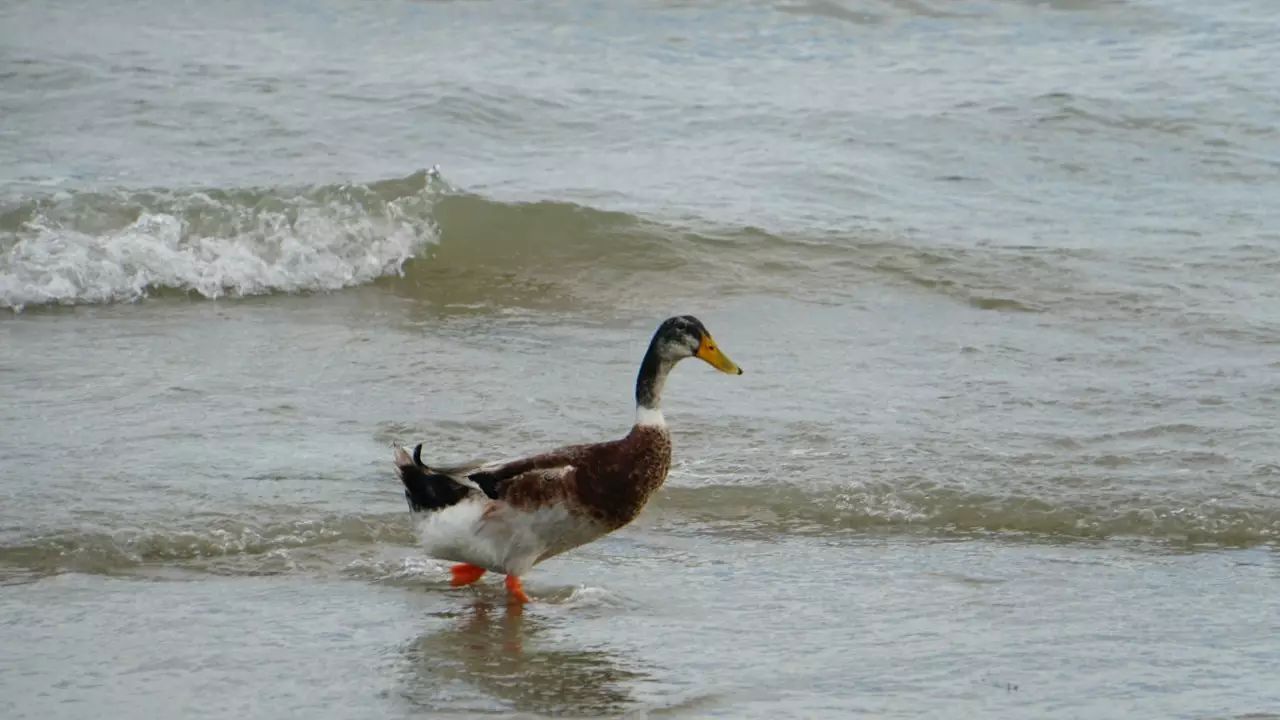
[450,563,487,587]
[504,574,531,604]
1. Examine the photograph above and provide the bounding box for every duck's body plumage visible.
[393,315,740,602]
[395,424,671,576]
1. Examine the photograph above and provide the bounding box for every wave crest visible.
[4,170,1183,320]
[0,170,446,310]
[0,513,413,578]
[656,485,1280,547]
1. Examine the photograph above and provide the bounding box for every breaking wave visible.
[0,170,448,310]
[4,169,1258,333]
[0,513,413,579]
[3,483,1273,584]
[655,484,1280,548]
[0,168,1083,315]
[0,168,838,312]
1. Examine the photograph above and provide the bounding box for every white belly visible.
[413,497,608,575]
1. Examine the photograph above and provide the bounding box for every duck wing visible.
[396,440,597,510]
[464,442,596,500]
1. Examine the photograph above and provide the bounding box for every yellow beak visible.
[696,334,743,375]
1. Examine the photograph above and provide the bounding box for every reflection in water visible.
[401,600,647,716]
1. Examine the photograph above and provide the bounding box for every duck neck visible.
[634,340,673,427]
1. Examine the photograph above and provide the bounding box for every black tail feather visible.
[396,445,470,512]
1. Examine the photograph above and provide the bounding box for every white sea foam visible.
[0,176,442,311]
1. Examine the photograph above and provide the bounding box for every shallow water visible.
[3,0,1279,717]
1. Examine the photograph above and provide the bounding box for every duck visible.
[393,315,743,603]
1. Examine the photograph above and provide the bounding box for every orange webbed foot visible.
[504,574,531,604]
[450,563,487,587]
